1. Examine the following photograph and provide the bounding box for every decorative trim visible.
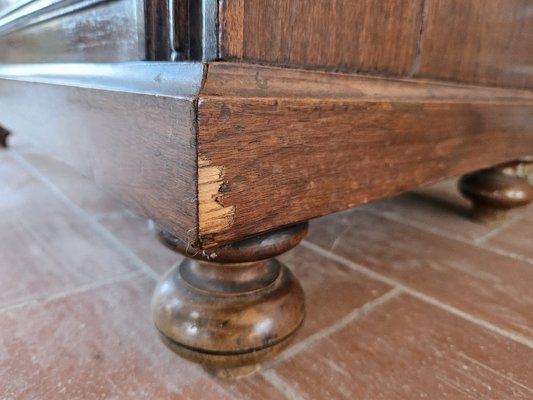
[202,63,533,102]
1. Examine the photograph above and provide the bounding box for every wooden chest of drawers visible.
[1,0,532,378]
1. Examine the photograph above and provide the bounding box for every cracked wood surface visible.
[197,157,235,243]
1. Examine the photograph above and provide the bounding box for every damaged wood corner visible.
[198,156,235,246]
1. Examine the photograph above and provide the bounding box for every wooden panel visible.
[197,63,533,247]
[0,0,144,63]
[219,0,422,75]
[144,0,192,61]
[143,0,173,61]
[0,63,203,247]
[417,0,533,89]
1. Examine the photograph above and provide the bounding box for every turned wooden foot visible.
[459,160,533,224]
[0,125,10,148]
[151,223,307,379]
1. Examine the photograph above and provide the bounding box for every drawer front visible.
[0,0,145,62]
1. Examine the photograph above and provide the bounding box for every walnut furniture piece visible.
[1,0,532,378]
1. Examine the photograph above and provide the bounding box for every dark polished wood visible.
[144,0,197,61]
[2,62,533,249]
[143,0,173,60]
[0,63,203,246]
[219,0,422,75]
[151,223,307,378]
[1,0,533,381]
[197,63,533,247]
[0,0,217,63]
[459,161,533,223]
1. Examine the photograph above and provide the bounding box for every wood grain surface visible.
[219,0,422,75]
[220,0,533,89]
[2,62,533,250]
[197,63,533,247]
[0,63,204,246]
[417,0,533,90]
[152,223,307,378]
[144,0,196,61]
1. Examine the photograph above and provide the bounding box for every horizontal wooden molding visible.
[202,63,533,103]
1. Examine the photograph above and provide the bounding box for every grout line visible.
[263,287,402,370]
[478,245,533,265]
[409,0,428,77]
[0,270,143,314]
[365,207,533,267]
[473,212,522,245]
[261,370,306,400]
[406,289,533,348]
[301,240,533,349]
[10,151,161,282]
[365,207,477,244]
[10,148,533,355]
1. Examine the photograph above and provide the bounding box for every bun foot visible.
[459,160,533,224]
[151,223,307,378]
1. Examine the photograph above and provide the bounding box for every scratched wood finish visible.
[417,0,533,90]
[0,72,199,246]
[0,0,144,63]
[197,63,533,247]
[219,0,422,75]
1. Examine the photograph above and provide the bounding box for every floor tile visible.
[16,149,125,218]
[3,139,533,399]
[0,277,285,400]
[11,146,181,277]
[97,212,183,276]
[276,295,533,400]
[280,245,393,341]
[307,210,533,338]
[484,212,533,261]
[366,180,495,242]
[0,155,137,308]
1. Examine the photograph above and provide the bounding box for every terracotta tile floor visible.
[1,140,532,399]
